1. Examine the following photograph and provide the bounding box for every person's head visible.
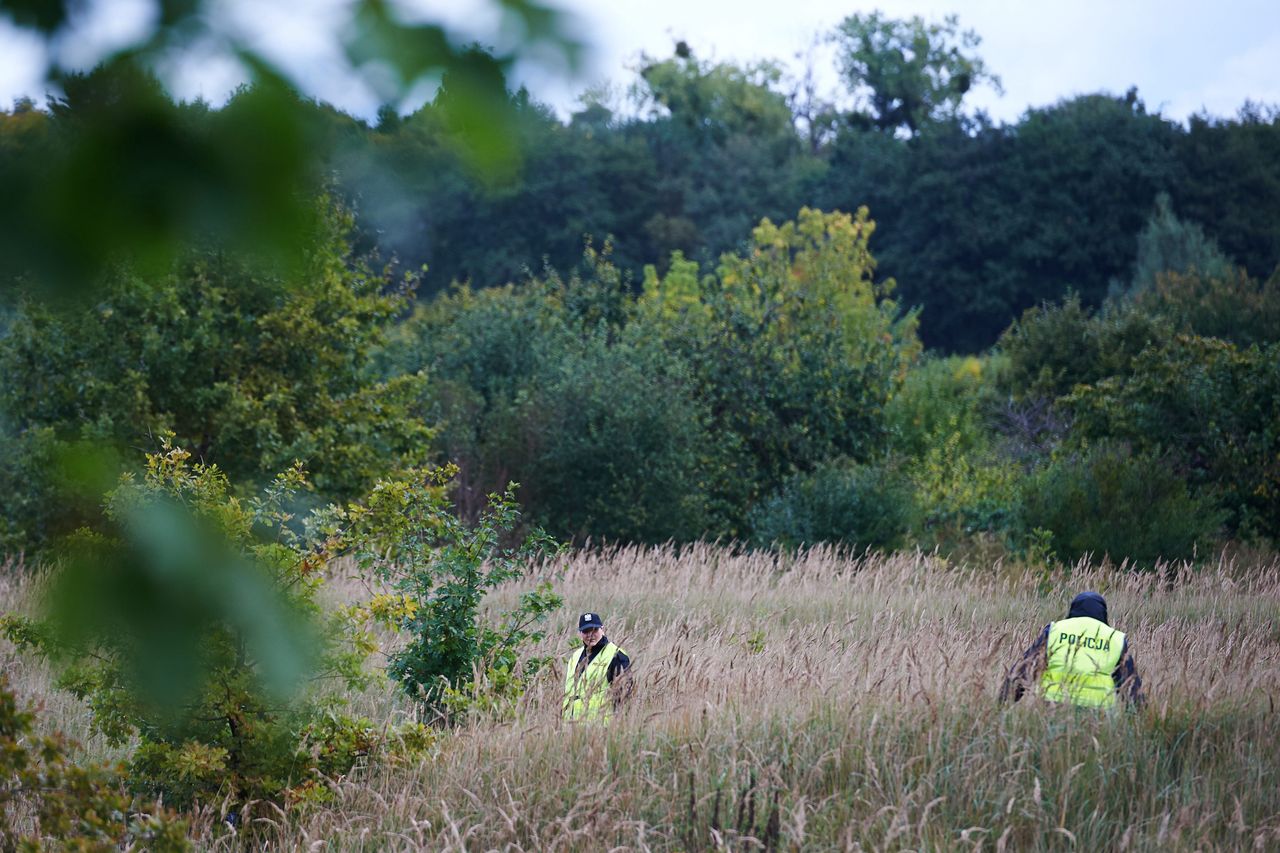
[577,611,604,648]
[1067,591,1109,625]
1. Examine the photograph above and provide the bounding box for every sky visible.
[2,0,1279,125]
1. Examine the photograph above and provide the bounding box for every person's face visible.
[580,625,603,648]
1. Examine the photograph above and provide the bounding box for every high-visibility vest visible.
[563,642,623,722]
[1041,616,1125,708]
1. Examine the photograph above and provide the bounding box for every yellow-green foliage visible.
[888,354,1020,545]
[1,674,191,851]
[3,441,374,811]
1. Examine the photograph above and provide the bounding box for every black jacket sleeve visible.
[1000,624,1050,703]
[605,648,631,684]
[1112,638,1145,708]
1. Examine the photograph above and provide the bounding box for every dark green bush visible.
[1133,267,1280,348]
[998,295,1173,401]
[749,461,915,551]
[1067,336,1280,540]
[520,337,714,543]
[1018,442,1223,566]
[0,424,58,554]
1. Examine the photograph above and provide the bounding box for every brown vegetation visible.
[5,546,1280,850]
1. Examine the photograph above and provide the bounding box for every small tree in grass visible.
[344,470,565,722]
[3,441,376,812]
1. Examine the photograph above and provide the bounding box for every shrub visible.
[1018,442,1223,566]
[998,295,1172,401]
[1133,266,1280,348]
[0,199,430,553]
[519,336,714,543]
[3,442,372,810]
[908,426,1023,547]
[749,461,915,551]
[1067,335,1280,540]
[0,674,191,851]
[345,472,564,721]
[0,424,58,554]
[886,353,1003,460]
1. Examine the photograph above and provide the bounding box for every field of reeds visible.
[4,545,1280,851]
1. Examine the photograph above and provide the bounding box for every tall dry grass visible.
[4,546,1280,850]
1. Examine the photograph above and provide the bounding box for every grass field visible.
[4,545,1280,850]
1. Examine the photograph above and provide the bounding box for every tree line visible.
[2,14,1278,565]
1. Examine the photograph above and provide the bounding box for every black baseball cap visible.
[578,611,604,631]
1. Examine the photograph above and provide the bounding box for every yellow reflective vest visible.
[563,641,623,722]
[1041,616,1125,708]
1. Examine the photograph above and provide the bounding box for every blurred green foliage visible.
[0,0,583,298]
[3,443,373,808]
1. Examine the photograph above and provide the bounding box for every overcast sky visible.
[3,0,1278,124]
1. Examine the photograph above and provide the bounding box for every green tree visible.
[0,200,430,551]
[639,207,920,534]
[1172,105,1280,281]
[1127,193,1233,296]
[3,445,372,809]
[830,12,1001,136]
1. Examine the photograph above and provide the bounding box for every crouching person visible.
[563,611,632,722]
[1001,591,1144,709]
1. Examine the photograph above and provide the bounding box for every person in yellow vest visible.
[1000,591,1144,708]
[563,611,632,722]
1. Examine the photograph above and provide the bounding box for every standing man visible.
[563,611,631,722]
[1001,591,1144,708]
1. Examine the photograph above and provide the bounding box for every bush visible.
[997,295,1173,401]
[1067,336,1280,540]
[1132,266,1280,348]
[749,461,915,551]
[0,674,191,851]
[0,199,430,553]
[345,472,564,721]
[0,424,58,554]
[3,442,372,810]
[520,337,714,543]
[886,354,1003,460]
[1018,442,1223,566]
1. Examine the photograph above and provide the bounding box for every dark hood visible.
[1068,591,1109,625]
